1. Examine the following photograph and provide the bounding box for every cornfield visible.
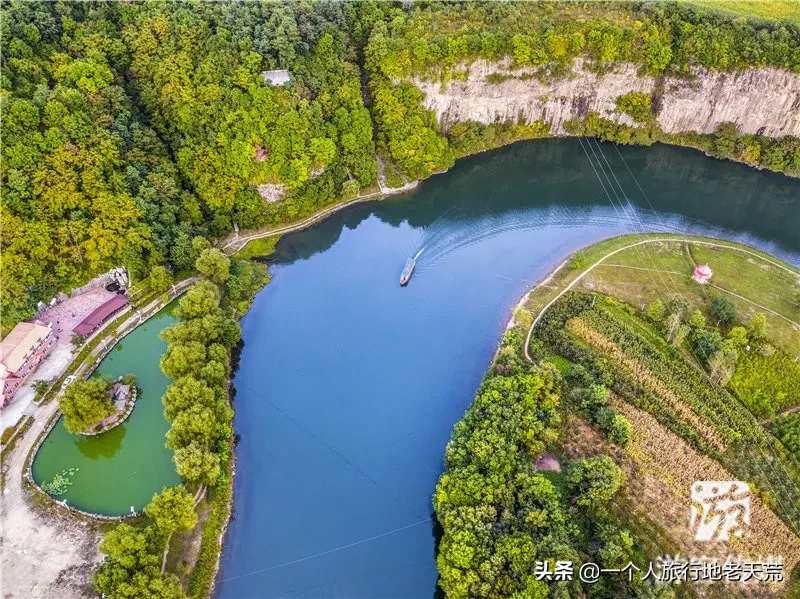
[614,399,800,585]
[567,317,726,452]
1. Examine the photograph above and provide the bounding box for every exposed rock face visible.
[256,183,286,203]
[410,58,800,137]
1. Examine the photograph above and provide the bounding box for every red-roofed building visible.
[692,264,713,284]
[72,294,129,338]
[1,321,55,406]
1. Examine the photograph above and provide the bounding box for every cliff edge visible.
[411,58,800,137]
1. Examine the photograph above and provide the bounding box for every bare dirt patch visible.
[2,404,101,598]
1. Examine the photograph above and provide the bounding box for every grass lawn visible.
[684,0,800,24]
[524,234,800,355]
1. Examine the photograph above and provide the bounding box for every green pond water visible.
[31,303,181,515]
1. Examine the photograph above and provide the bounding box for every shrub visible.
[616,92,652,123]
[711,295,736,324]
[645,299,665,323]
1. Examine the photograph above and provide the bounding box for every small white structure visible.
[692,263,713,284]
[261,69,291,86]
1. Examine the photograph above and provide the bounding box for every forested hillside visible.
[1,3,200,330]
[365,1,800,181]
[3,1,800,333]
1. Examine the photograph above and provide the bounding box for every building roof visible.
[73,295,129,336]
[694,264,712,276]
[0,321,52,372]
[261,69,291,86]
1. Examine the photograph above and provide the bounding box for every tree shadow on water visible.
[431,510,445,599]
[75,423,126,460]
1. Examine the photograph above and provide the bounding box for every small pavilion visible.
[692,263,713,284]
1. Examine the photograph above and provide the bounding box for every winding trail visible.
[523,237,800,363]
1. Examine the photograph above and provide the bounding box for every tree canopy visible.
[59,377,116,434]
[3,1,799,332]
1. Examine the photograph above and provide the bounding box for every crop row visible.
[534,292,800,537]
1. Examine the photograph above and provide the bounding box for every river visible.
[216,140,800,598]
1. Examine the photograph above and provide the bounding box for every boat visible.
[400,257,416,286]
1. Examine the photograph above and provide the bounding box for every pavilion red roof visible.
[73,295,129,337]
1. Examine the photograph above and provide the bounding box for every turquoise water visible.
[31,304,181,515]
[217,140,800,597]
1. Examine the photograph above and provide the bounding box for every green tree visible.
[748,312,767,341]
[596,408,633,446]
[149,266,173,294]
[59,378,115,434]
[711,295,736,324]
[713,123,739,158]
[195,248,230,284]
[165,404,219,450]
[597,525,635,569]
[725,326,749,349]
[145,486,198,573]
[94,523,185,599]
[173,441,222,485]
[162,377,216,422]
[566,456,625,511]
[689,310,706,329]
[175,281,220,320]
[691,329,724,363]
[160,341,207,380]
[616,92,652,123]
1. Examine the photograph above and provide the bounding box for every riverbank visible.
[435,232,800,597]
[221,157,420,256]
[223,130,800,267]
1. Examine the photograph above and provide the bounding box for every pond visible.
[217,140,800,598]
[31,303,181,515]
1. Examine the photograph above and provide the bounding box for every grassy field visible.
[518,233,800,568]
[685,0,800,24]
[535,234,800,355]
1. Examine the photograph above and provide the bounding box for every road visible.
[0,278,196,599]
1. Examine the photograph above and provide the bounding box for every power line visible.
[220,517,432,583]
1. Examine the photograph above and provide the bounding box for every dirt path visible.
[221,158,419,255]
[1,279,197,599]
[523,237,800,363]
[1,399,100,599]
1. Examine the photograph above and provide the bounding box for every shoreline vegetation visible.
[4,1,800,335]
[92,244,268,599]
[434,233,800,598]
[3,2,799,598]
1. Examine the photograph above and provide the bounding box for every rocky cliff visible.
[411,58,800,137]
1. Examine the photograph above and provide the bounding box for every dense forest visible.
[435,323,658,599]
[2,1,800,333]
